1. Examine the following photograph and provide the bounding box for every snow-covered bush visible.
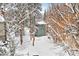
[0,40,15,56]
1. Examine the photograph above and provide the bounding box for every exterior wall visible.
[0,22,5,41]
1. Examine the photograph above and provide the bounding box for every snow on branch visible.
[19,6,38,24]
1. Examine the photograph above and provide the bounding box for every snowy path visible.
[29,36,69,56]
[15,27,69,56]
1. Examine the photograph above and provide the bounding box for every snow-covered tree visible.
[27,3,42,46]
[45,3,79,56]
[0,3,42,56]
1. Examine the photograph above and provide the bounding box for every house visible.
[0,13,6,42]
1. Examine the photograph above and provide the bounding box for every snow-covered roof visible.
[36,21,46,24]
[0,15,5,22]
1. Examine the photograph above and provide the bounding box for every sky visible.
[41,3,50,14]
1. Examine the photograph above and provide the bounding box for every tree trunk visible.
[4,22,7,41]
[29,14,35,46]
[20,28,23,45]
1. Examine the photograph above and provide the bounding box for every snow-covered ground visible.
[15,27,69,56]
[29,36,69,56]
[15,28,30,56]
